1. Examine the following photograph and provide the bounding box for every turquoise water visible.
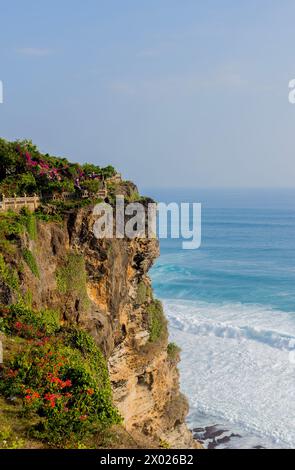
[144,188,295,448]
[153,208,295,311]
[148,188,295,312]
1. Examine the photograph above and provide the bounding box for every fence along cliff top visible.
[0,194,40,212]
[0,187,109,212]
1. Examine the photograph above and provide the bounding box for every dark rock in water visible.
[217,433,241,445]
[193,427,206,433]
[252,445,265,449]
[193,424,242,449]
[206,428,228,440]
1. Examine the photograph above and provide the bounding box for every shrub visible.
[0,137,117,201]
[0,326,121,446]
[56,252,89,310]
[136,281,148,305]
[0,302,60,338]
[20,207,37,240]
[22,248,39,278]
[82,179,102,194]
[64,328,97,356]
[0,212,24,253]
[0,254,19,291]
[0,210,40,253]
[147,299,167,343]
[167,342,181,360]
[35,209,63,223]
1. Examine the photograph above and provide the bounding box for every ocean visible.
[144,188,295,449]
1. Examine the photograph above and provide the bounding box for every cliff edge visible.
[0,138,199,448]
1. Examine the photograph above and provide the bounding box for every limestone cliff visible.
[0,202,198,449]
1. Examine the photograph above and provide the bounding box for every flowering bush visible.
[0,138,117,199]
[0,303,60,338]
[0,305,121,446]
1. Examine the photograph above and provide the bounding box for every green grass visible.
[56,252,89,310]
[0,396,44,449]
[0,209,38,254]
[22,248,39,278]
[19,207,37,240]
[0,254,19,291]
[147,299,167,343]
[167,342,181,360]
[136,281,148,305]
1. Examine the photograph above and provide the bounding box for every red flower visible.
[62,379,72,388]
[44,392,60,408]
[86,388,94,396]
[15,321,23,330]
[79,415,88,421]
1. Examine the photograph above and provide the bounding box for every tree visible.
[101,165,116,178]
[0,138,25,180]
[81,179,102,194]
[82,163,101,175]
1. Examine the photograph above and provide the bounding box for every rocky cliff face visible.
[1,204,198,449]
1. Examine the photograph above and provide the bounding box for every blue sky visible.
[1,0,295,189]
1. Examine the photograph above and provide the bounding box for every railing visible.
[0,194,40,212]
[0,188,108,212]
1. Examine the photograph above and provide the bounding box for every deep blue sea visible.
[143,188,295,448]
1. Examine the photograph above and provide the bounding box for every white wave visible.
[169,316,295,351]
[163,299,295,448]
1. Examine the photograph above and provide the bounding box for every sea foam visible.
[164,299,295,448]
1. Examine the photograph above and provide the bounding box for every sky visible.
[0,0,295,189]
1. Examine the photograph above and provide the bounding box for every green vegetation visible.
[0,137,116,198]
[20,207,37,240]
[159,438,171,449]
[0,211,24,253]
[35,209,63,223]
[0,303,121,447]
[136,281,148,305]
[50,197,103,212]
[56,252,89,310]
[0,254,19,291]
[82,179,102,194]
[167,342,181,360]
[147,299,167,343]
[22,248,39,278]
[0,302,60,338]
[0,209,39,254]
[0,423,25,449]
[127,190,141,202]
